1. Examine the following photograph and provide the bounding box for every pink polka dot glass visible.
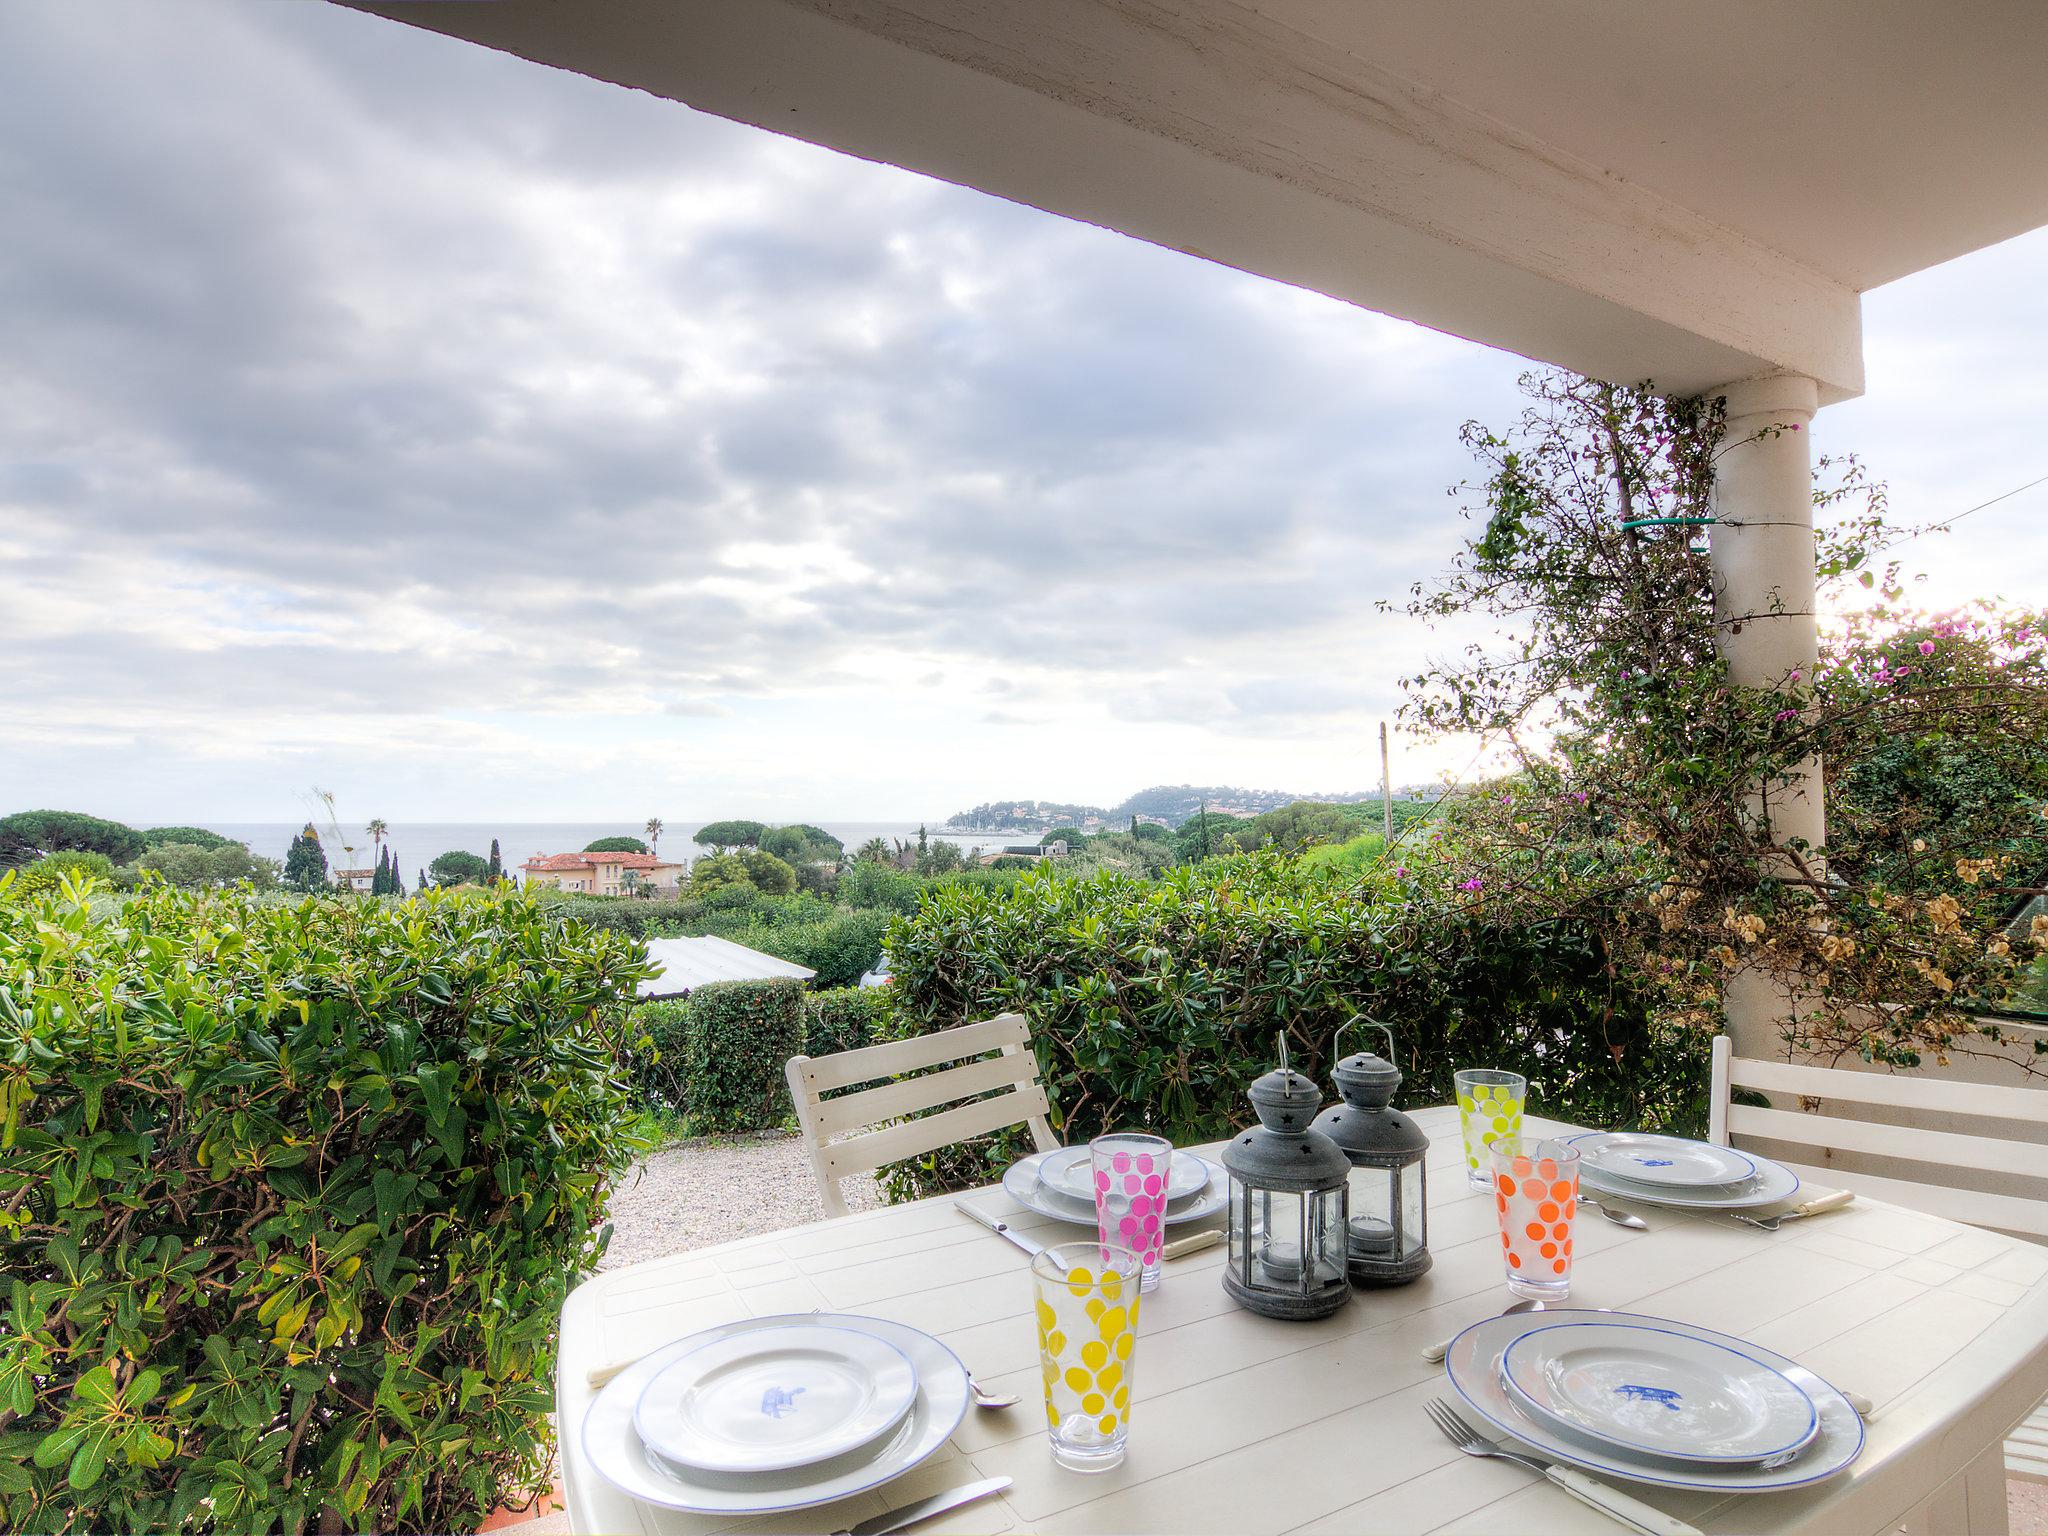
[1091,1132,1174,1293]
[1490,1136,1581,1301]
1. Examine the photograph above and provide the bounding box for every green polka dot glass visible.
[1453,1068,1527,1191]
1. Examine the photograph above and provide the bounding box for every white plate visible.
[1002,1150,1228,1227]
[633,1324,918,1474]
[1037,1145,1210,1206]
[1444,1309,1863,1493]
[1500,1322,1819,1466]
[584,1313,969,1516]
[1573,1144,1801,1212]
[1572,1133,1756,1189]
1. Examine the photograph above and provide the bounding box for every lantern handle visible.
[1336,1015,1396,1063]
[1275,1029,1291,1076]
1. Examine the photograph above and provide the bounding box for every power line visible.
[1921,470,2048,535]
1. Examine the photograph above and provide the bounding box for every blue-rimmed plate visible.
[1570,1132,1755,1188]
[1570,1137,1800,1213]
[1001,1149,1228,1226]
[1500,1321,1820,1466]
[1444,1309,1863,1493]
[585,1313,969,1515]
[634,1324,918,1474]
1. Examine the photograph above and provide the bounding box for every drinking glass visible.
[1455,1068,1527,1190]
[1490,1136,1580,1300]
[1031,1241,1141,1472]
[1091,1132,1173,1292]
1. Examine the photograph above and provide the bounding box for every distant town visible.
[942,782,1423,834]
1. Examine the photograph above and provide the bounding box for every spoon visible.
[1580,1194,1650,1231]
[1421,1299,1542,1365]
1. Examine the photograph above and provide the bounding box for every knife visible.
[955,1200,1044,1256]
[839,1475,1013,1536]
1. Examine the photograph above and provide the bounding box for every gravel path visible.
[600,1132,884,1269]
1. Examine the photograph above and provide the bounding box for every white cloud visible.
[0,3,2042,822]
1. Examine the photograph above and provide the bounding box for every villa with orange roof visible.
[520,849,686,897]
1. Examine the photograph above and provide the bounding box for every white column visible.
[1709,372,1822,1055]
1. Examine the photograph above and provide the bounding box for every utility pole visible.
[1379,722,1394,843]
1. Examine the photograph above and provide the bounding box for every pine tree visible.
[487,838,502,883]
[283,823,328,893]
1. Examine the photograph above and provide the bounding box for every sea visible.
[204,821,1025,877]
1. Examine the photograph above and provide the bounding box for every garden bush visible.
[805,986,890,1059]
[883,855,1708,1198]
[0,881,653,1535]
[628,998,693,1110]
[675,978,807,1134]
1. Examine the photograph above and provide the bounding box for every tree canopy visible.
[583,835,649,854]
[693,820,767,851]
[140,825,235,851]
[428,850,491,887]
[282,824,328,893]
[0,811,146,868]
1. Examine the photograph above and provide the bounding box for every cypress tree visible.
[283,823,328,893]
[487,838,502,883]
[390,855,405,897]
[418,867,429,892]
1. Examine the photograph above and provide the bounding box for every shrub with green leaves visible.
[0,881,653,1534]
[677,979,806,1134]
[805,987,889,1059]
[884,855,1707,1197]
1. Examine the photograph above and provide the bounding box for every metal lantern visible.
[1311,1019,1431,1287]
[1221,1034,1352,1320]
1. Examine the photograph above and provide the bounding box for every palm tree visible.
[366,818,389,860]
[856,837,891,863]
[645,817,664,857]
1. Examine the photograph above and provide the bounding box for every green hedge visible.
[884,855,1709,1197]
[0,883,653,1534]
[805,986,888,1058]
[629,998,692,1111]
[675,979,807,1134]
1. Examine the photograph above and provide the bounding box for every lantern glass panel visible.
[1251,1187,1309,1292]
[1228,1176,1248,1275]
[1310,1186,1347,1286]
[1399,1162,1426,1258]
[1345,1166,1397,1259]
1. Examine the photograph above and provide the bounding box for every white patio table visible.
[558,1107,2048,1535]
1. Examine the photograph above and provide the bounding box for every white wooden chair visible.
[1708,1034,2048,1481]
[785,1012,1059,1219]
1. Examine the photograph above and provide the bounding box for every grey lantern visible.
[1221,1034,1352,1320]
[1311,1019,1431,1287]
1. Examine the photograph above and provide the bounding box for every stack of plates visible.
[1444,1309,1864,1493]
[1001,1145,1229,1225]
[584,1313,970,1515]
[1568,1132,1801,1213]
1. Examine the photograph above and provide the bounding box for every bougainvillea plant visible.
[1395,370,2048,1072]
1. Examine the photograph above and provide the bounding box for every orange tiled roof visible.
[522,851,674,871]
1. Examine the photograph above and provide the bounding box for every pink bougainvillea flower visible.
[1775,708,1799,722]
[1459,877,1485,892]
[1918,640,1936,655]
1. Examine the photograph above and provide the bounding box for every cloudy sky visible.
[4,4,2045,824]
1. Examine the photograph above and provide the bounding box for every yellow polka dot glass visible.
[1454,1068,1527,1191]
[1030,1241,1141,1472]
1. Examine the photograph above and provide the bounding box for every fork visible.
[1423,1399,1702,1536]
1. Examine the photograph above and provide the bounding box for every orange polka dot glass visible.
[1030,1241,1141,1473]
[1489,1137,1581,1301]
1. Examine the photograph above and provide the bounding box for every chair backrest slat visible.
[810,1049,1041,1143]
[1726,1102,2043,1180]
[1708,1033,2047,1242]
[784,1012,1058,1218]
[798,1013,1033,1094]
[1729,1054,2044,1123]
[817,1083,1053,1184]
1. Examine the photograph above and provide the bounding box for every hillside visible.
[942,783,1406,832]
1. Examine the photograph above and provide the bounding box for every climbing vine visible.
[1397,371,2048,1071]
